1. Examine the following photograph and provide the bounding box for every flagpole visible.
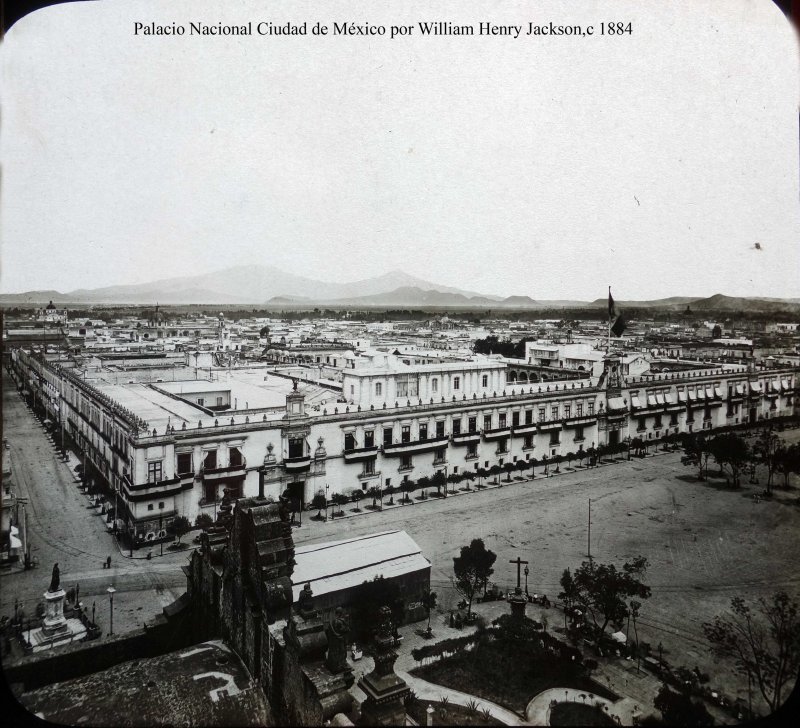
[607,286,612,354]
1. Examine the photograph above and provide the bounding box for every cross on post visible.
[509,556,529,590]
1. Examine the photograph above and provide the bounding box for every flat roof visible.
[19,640,271,726]
[292,530,430,601]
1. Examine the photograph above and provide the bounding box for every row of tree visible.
[683,428,800,492]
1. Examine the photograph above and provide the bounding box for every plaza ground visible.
[4,370,798,717]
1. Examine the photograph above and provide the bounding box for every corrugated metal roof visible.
[292,530,430,601]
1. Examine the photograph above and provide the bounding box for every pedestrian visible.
[106,555,112,569]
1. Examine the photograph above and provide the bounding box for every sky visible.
[1,0,798,300]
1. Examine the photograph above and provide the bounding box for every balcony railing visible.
[283,455,312,472]
[383,435,449,456]
[201,459,247,480]
[343,446,380,463]
[482,427,511,441]
[451,431,481,446]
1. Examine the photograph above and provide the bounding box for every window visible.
[525,409,533,425]
[538,407,546,422]
[401,425,411,443]
[434,447,446,462]
[575,426,584,441]
[176,452,192,475]
[288,437,304,458]
[197,398,204,407]
[147,461,162,484]
[576,403,583,416]
[229,447,243,467]
[400,454,413,470]
[670,412,678,425]
[483,415,492,430]
[396,376,419,399]
[467,443,478,457]
[549,431,560,445]
[588,402,594,415]
[512,411,520,427]
[375,382,382,396]
[385,478,391,488]
[453,376,461,390]
[638,417,647,431]
[158,501,164,510]
[364,430,374,448]
[551,406,559,420]
[468,416,477,433]
[203,450,217,470]
[364,459,375,476]
[524,434,533,449]
[436,421,445,438]
[497,438,508,454]
[431,378,438,393]
[499,413,507,428]
[482,374,488,387]
[452,419,462,436]
[419,424,428,441]
[216,396,223,408]
[654,415,663,429]
[384,427,393,446]
[344,433,356,451]
[350,385,355,397]
[564,405,571,419]
[147,504,154,511]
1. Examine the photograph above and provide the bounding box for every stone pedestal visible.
[42,589,68,636]
[508,586,528,620]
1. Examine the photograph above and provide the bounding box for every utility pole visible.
[587,498,592,564]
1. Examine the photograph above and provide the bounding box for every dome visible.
[46,300,56,310]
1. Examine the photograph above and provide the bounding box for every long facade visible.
[9,348,798,545]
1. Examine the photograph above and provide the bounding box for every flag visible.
[611,314,627,337]
[608,287,616,320]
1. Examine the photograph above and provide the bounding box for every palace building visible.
[8,345,798,547]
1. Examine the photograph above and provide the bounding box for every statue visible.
[297,582,315,618]
[326,607,351,673]
[292,377,298,391]
[48,563,60,593]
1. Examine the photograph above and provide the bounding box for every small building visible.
[292,530,431,624]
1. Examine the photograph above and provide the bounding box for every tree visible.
[488,464,503,483]
[417,476,431,498]
[431,470,447,496]
[476,467,488,487]
[366,485,381,508]
[310,491,327,519]
[462,470,475,490]
[446,471,462,494]
[703,591,800,714]
[754,429,782,495]
[350,489,364,510]
[167,516,191,544]
[401,478,416,503]
[654,684,715,726]
[565,451,576,469]
[453,539,497,616]
[708,433,750,488]
[423,590,437,632]
[331,492,349,516]
[776,444,800,489]
[566,556,651,649]
[503,461,516,482]
[682,433,711,480]
[195,513,213,531]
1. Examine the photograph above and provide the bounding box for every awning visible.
[735,383,745,396]
[705,387,714,399]
[655,394,666,406]
[647,395,657,407]
[770,382,780,393]
[664,393,675,404]
[10,534,22,549]
[750,382,762,394]
[678,391,687,403]
[782,380,791,391]
[630,396,641,409]
[714,386,723,398]
[607,397,626,411]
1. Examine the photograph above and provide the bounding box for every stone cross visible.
[509,556,529,590]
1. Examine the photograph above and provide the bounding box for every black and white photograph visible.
[1,0,799,725]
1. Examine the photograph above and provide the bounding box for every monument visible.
[29,563,87,651]
[325,607,351,674]
[357,606,410,726]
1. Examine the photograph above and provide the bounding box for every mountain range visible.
[1,266,799,312]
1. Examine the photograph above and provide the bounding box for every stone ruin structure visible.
[187,494,356,725]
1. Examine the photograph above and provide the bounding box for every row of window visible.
[151,446,245,482]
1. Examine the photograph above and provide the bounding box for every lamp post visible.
[524,565,529,597]
[324,483,329,522]
[107,587,116,636]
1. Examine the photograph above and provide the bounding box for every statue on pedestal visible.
[48,563,60,593]
[326,607,351,673]
[297,582,316,619]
